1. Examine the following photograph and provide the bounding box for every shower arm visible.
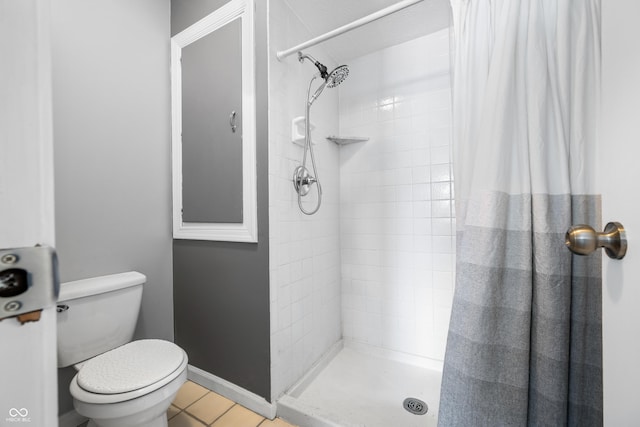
[298,52,329,80]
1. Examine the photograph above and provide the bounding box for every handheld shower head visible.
[308,64,350,105]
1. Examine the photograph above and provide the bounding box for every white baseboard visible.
[58,409,87,427]
[187,364,276,420]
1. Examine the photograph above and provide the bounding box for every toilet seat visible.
[70,339,188,405]
[78,339,184,394]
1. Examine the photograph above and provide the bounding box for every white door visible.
[601,1,640,425]
[0,0,58,425]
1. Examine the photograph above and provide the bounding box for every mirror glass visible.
[181,19,243,224]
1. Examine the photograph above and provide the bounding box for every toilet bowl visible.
[57,272,188,427]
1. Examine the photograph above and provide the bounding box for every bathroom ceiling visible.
[282,0,451,63]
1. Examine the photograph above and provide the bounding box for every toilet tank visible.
[56,272,145,368]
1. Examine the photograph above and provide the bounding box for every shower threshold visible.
[277,341,442,427]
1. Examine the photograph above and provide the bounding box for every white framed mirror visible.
[171,0,257,242]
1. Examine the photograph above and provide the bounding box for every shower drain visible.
[403,397,428,415]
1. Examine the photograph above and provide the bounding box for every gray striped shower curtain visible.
[439,1,602,426]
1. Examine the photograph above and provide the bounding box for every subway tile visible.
[414,252,434,270]
[413,218,432,235]
[411,148,430,166]
[431,200,452,218]
[431,182,451,200]
[411,112,430,133]
[379,185,396,202]
[432,218,453,236]
[430,164,451,182]
[396,135,413,152]
[362,106,377,124]
[396,201,413,218]
[413,201,431,218]
[430,127,451,147]
[276,284,291,310]
[394,101,412,118]
[412,166,431,184]
[433,271,454,290]
[395,151,414,169]
[433,237,454,255]
[425,89,452,111]
[396,219,413,235]
[412,183,431,201]
[396,168,413,185]
[278,305,291,330]
[411,133,430,149]
[413,266,433,286]
[292,316,304,343]
[428,108,452,129]
[381,169,396,186]
[431,146,450,164]
[378,101,395,122]
[290,261,302,283]
[433,253,454,271]
[396,235,414,252]
[394,117,413,137]
[414,236,432,253]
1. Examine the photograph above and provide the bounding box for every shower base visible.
[277,341,442,427]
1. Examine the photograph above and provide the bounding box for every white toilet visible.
[57,271,188,427]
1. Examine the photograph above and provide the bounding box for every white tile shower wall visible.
[268,0,343,400]
[339,29,454,361]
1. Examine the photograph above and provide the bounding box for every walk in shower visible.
[268,1,453,425]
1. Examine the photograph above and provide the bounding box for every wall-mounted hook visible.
[565,222,627,259]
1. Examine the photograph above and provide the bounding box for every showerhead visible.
[298,52,349,87]
[326,65,349,88]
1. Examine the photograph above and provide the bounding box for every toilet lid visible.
[77,339,185,394]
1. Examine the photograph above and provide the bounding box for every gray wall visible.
[172,0,271,401]
[51,0,172,415]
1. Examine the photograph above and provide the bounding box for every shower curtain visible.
[439,1,602,426]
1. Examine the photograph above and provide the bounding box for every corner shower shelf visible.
[327,136,369,145]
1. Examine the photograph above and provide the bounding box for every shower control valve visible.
[293,166,316,197]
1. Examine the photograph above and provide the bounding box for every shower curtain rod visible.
[276,0,424,60]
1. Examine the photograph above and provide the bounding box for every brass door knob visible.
[565,222,627,259]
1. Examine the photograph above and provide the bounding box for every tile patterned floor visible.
[168,381,298,427]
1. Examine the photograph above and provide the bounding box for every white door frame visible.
[0,0,58,425]
[601,1,640,424]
